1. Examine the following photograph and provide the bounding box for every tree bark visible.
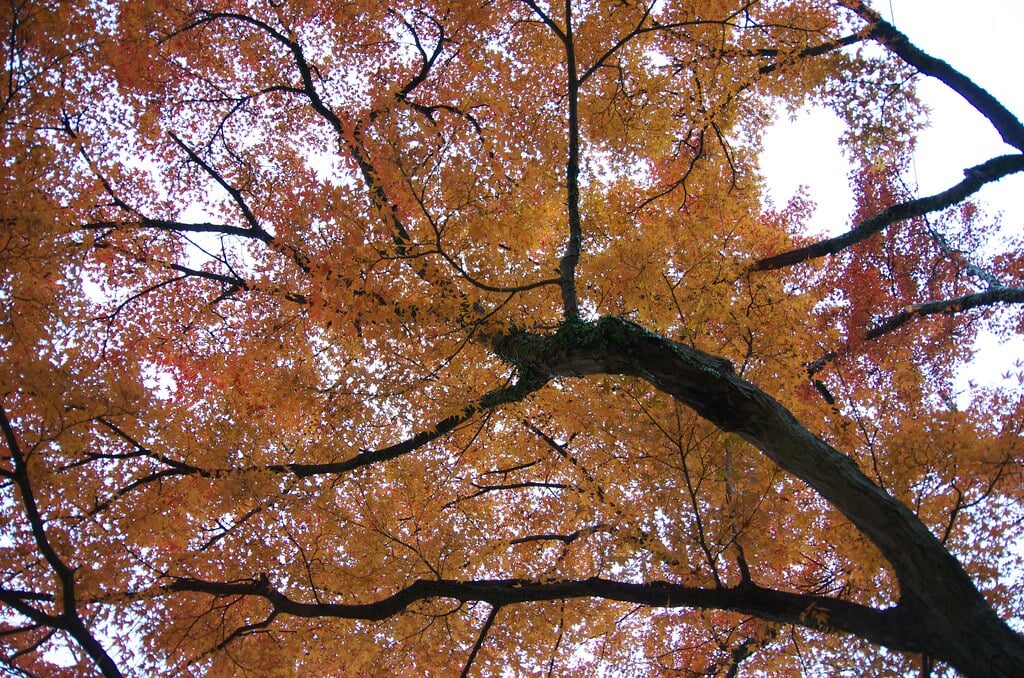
[492,316,1024,677]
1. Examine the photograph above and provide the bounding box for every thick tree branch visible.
[190,10,413,257]
[755,31,867,75]
[559,0,583,320]
[840,0,1024,151]
[167,132,271,242]
[84,218,263,242]
[799,286,1024,389]
[519,0,567,42]
[508,525,606,546]
[752,0,1024,275]
[95,418,208,476]
[443,481,568,509]
[578,1,656,85]
[0,588,60,628]
[490,317,1024,676]
[518,0,583,318]
[392,9,447,102]
[163,574,919,659]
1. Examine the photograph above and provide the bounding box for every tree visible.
[1,0,1022,674]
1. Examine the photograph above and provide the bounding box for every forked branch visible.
[0,405,123,677]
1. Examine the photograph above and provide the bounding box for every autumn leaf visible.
[1,1,1023,676]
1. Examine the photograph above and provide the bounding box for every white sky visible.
[760,0,1024,394]
[762,0,1024,233]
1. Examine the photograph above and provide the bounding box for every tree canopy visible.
[2,0,1023,675]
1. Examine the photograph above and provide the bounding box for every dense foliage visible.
[1,0,1023,675]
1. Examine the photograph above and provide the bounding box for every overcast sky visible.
[761,0,1024,235]
[760,0,1024,394]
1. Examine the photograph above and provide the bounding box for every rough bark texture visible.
[493,316,1024,677]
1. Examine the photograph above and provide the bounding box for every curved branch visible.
[203,9,413,257]
[392,9,448,102]
[163,574,916,658]
[752,154,1024,271]
[508,525,606,546]
[84,373,551,503]
[840,1,1024,151]
[435,245,563,294]
[519,0,567,42]
[89,469,194,517]
[275,372,549,477]
[755,31,868,76]
[443,481,567,509]
[165,263,247,292]
[800,286,1024,389]
[578,1,656,85]
[489,317,1024,676]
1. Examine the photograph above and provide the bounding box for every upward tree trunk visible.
[492,316,1024,677]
